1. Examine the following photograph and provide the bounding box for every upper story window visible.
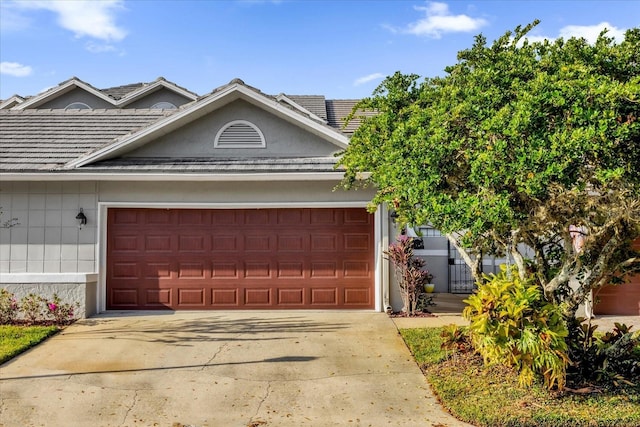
[64,102,91,110]
[214,120,265,148]
[150,101,177,109]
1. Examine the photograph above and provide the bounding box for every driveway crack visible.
[248,381,271,425]
[121,390,139,426]
[201,342,229,370]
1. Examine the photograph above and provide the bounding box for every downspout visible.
[380,204,391,312]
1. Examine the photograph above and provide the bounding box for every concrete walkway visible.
[0,311,473,427]
[391,293,640,331]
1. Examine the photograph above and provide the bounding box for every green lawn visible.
[400,327,640,427]
[0,325,60,364]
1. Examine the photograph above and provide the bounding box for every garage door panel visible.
[278,288,304,305]
[178,210,209,225]
[344,233,371,251]
[145,289,171,306]
[244,261,271,278]
[245,288,271,305]
[177,289,206,306]
[144,262,172,279]
[277,209,305,225]
[311,234,338,251]
[277,262,305,278]
[244,210,271,225]
[244,235,273,251]
[277,235,306,251]
[344,288,371,305]
[178,262,207,278]
[145,235,172,252]
[111,262,139,279]
[212,262,239,278]
[310,209,338,224]
[211,288,238,306]
[344,261,371,278]
[107,208,374,310]
[178,235,207,252]
[344,209,372,224]
[111,235,140,252]
[145,210,173,225]
[212,235,238,251]
[310,262,338,278]
[110,288,138,306]
[112,209,139,224]
[311,288,338,305]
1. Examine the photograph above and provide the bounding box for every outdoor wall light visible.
[76,208,87,229]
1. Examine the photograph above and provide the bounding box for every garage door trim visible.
[97,202,383,312]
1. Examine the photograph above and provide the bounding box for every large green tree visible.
[338,22,640,318]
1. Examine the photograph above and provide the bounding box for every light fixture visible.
[76,208,87,229]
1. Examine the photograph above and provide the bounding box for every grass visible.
[400,327,640,427]
[0,325,60,364]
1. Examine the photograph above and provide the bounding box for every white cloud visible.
[559,22,626,44]
[519,34,552,45]
[85,41,117,53]
[0,2,31,33]
[0,62,33,77]
[15,0,127,42]
[523,22,627,45]
[354,73,385,86]
[403,2,488,38]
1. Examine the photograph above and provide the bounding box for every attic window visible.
[150,101,177,109]
[65,102,91,110]
[214,120,265,148]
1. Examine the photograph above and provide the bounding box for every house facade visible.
[1,77,638,317]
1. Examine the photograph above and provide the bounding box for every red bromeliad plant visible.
[385,235,432,315]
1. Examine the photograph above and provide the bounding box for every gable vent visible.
[215,120,266,148]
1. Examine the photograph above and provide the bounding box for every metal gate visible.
[447,242,477,294]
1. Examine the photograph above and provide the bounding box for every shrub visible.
[463,266,569,389]
[566,318,640,388]
[19,293,46,325]
[45,294,79,325]
[385,235,433,315]
[0,289,19,324]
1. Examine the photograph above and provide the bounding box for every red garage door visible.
[107,208,374,310]
[594,238,640,316]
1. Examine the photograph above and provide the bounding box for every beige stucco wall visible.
[125,99,340,158]
[97,180,373,204]
[125,88,193,109]
[37,87,113,109]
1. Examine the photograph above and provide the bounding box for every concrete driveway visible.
[0,311,472,427]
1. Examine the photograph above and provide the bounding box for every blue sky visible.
[1,0,638,100]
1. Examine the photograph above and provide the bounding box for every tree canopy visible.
[338,22,640,316]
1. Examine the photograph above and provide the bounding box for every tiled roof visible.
[100,83,146,100]
[326,100,375,134]
[286,96,328,121]
[0,78,373,174]
[0,109,172,171]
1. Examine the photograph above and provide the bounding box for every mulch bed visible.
[387,310,437,318]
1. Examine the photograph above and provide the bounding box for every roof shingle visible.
[0,109,172,171]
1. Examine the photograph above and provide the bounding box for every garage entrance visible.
[106,208,374,310]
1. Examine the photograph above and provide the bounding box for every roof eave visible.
[0,171,347,182]
[116,79,198,107]
[13,78,116,110]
